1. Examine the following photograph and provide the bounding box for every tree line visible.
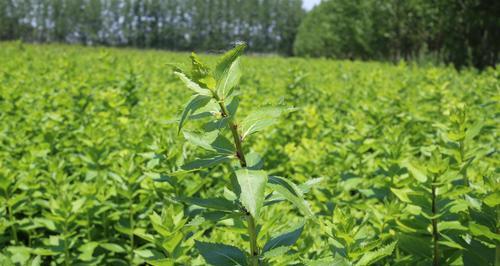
[294,0,499,69]
[0,0,304,54]
[0,0,497,68]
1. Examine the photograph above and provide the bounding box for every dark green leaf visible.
[178,95,212,133]
[267,176,313,217]
[263,222,304,252]
[180,197,238,212]
[195,241,247,266]
[181,155,232,170]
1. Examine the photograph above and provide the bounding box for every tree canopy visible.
[294,0,499,69]
[0,0,304,55]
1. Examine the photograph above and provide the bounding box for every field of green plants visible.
[0,42,498,266]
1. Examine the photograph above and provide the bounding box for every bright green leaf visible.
[235,169,267,218]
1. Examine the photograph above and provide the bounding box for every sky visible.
[302,0,321,10]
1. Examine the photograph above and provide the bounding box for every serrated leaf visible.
[195,241,247,266]
[240,107,285,140]
[398,234,431,259]
[181,155,232,170]
[214,43,246,98]
[190,53,214,90]
[263,222,304,252]
[355,241,397,266]
[183,131,235,155]
[178,95,212,133]
[235,169,267,218]
[267,176,313,217]
[173,70,211,96]
[305,257,349,266]
[401,160,428,182]
[181,197,239,212]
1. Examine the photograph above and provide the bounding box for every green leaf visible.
[195,241,247,266]
[390,187,414,203]
[262,246,291,259]
[401,160,428,183]
[246,151,263,170]
[147,258,175,266]
[183,131,235,155]
[100,243,126,253]
[469,222,500,241]
[173,69,211,96]
[235,169,267,218]
[78,242,99,261]
[465,120,483,142]
[180,197,239,212]
[240,107,286,140]
[181,155,232,170]
[355,241,397,266]
[398,234,431,259]
[305,257,350,266]
[226,96,240,116]
[178,95,212,133]
[298,177,324,194]
[190,53,214,89]
[483,192,500,207]
[6,246,31,265]
[263,222,304,252]
[214,43,246,98]
[438,221,467,231]
[267,176,313,217]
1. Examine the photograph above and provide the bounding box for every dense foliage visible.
[0,0,303,54]
[0,42,499,265]
[294,0,499,69]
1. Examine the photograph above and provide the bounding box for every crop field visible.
[0,42,498,265]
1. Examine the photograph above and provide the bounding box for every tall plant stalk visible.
[215,93,259,265]
[6,196,19,245]
[431,174,439,266]
[173,43,313,266]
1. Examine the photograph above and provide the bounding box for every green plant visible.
[170,43,315,265]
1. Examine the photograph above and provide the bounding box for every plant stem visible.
[6,197,19,245]
[63,219,70,266]
[214,94,258,265]
[246,214,259,266]
[431,175,439,266]
[459,139,469,186]
[496,210,500,266]
[215,96,247,166]
[129,196,135,265]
